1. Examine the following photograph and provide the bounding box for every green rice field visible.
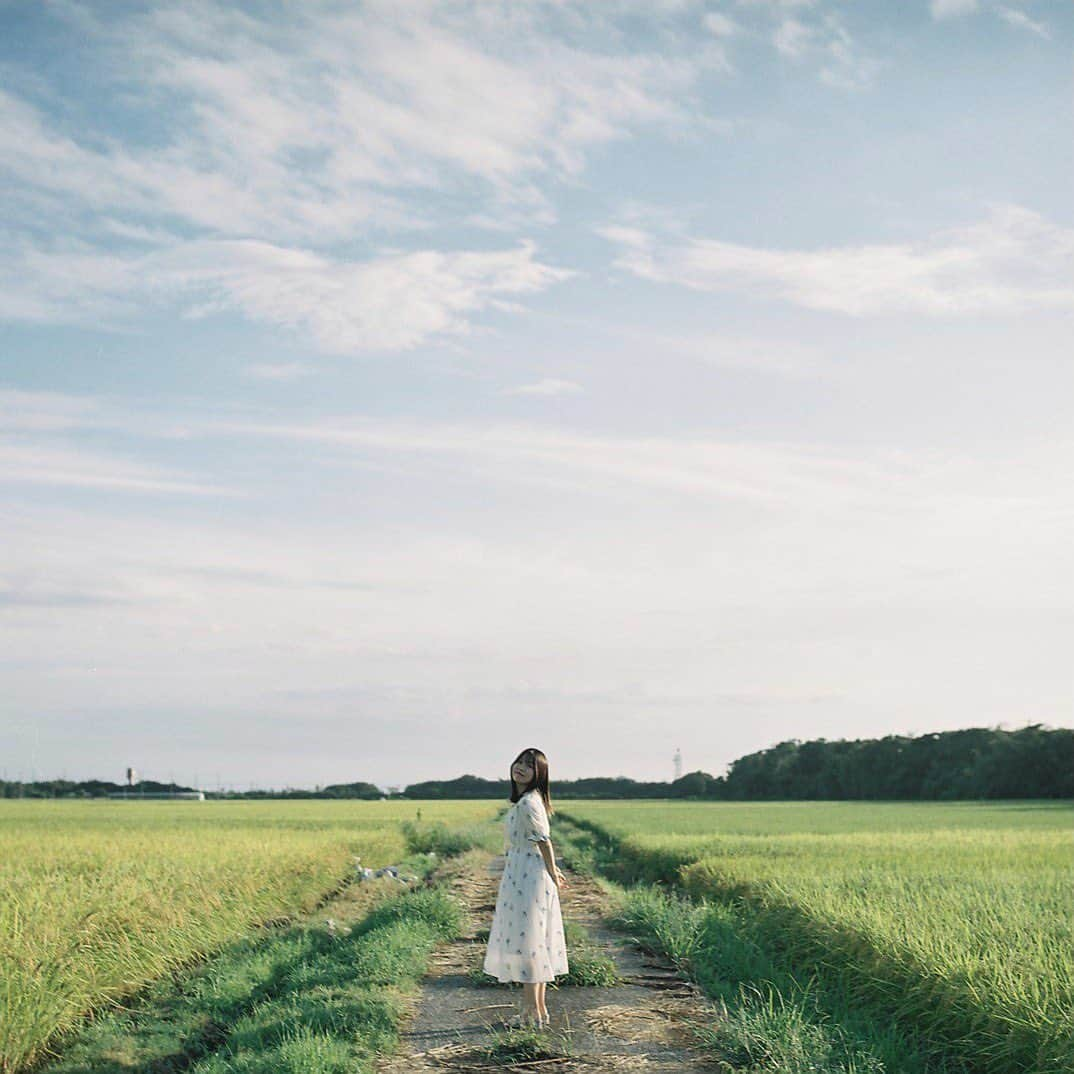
[557,800,1074,1074]
[4,798,1071,1074]
[0,800,497,1074]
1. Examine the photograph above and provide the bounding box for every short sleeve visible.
[521,791,550,843]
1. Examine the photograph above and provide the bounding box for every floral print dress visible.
[482,788,569,983]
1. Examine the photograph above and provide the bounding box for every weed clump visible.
[481,1025,571,1064]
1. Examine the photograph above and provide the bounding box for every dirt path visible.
[376,851,725,1073]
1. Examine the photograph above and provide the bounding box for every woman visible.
[483,747,569,1028]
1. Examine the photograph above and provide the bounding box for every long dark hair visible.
[509,747,553,815]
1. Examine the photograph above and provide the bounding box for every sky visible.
[1,0,1072,791]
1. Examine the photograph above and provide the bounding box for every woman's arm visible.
[536,838,567,889]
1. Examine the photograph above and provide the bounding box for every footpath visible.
[376,850,726,1073]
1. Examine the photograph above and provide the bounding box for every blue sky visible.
[2,0,1071,789]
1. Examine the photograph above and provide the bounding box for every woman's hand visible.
[551,866,568,890]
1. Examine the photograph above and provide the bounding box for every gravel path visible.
[376,851,726,1073]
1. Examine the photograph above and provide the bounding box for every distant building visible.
[108,790,206,800]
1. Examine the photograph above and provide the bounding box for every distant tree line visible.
[715,724,1073,800]
[0,778,195,799]
[225,782,384,800]
[0,778,384,800]
[402,725,1073,800]
[4,725,1070,800]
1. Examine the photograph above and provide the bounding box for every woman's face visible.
[511,755,535,785]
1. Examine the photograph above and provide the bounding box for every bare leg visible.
[536,980,548,1022]
[521,982,540,1022]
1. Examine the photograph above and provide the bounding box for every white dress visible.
[483,788,569,983]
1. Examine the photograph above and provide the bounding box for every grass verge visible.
[555,814,959,1074]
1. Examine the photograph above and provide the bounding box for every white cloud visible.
[996,6,1050,38]
[9,388,1071,542]
[0,2,717,344]
[501,378,585,397]
[0,436,243,497]
[929,0,979,19]
[774,18,815,57]
[735,0,817,8]
[817,15,884,90]
[1,3,708,246]
[703,12,740,36]
[154,238,573,353]
[6,389,1071,780]
[0,236,572,353]
[772,12,881,89]
[0,388,970,512]
[0,232,144,323]
[166,413,1068,534]
[599,203,1074,316]
[244,363,315,382]
[6,395,1071,669]
[0,389,110,432]
[607,325,841,378]
[0,86,407,243]
[0,0,885,271]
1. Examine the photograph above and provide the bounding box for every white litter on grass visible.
[354,858,420,883]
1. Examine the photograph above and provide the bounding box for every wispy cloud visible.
[0,437,244,497]
[157,238,574,353]
[703,12,740,37]
[244,363,315,382]
[599,323,841,378]
[9,387,1069,524]
[2,3,710,245]
[0,0,907,350]
[0,236,572,352]
[768,9,881,89]
[0,389,109,432]
[9,388,1071,598]
[144,414,1068,533]
[0,581,145,610]
[996,6,1051,38]
[0,2,717,346]
[598,203,1074,316]
[0,386,1020,516]
[6,385,1070,779]
[773,17,815,57]
[501,378,584,397]
[734,1,818,10]
[3,2,1071,782]
[929,0,979,19]
[0,393,244,498]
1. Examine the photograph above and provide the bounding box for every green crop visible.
[559,799,1074,1074]
[0,799,496,1073]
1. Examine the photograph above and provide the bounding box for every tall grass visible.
[0,800,496,1074]
[559,800,1074,1074]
